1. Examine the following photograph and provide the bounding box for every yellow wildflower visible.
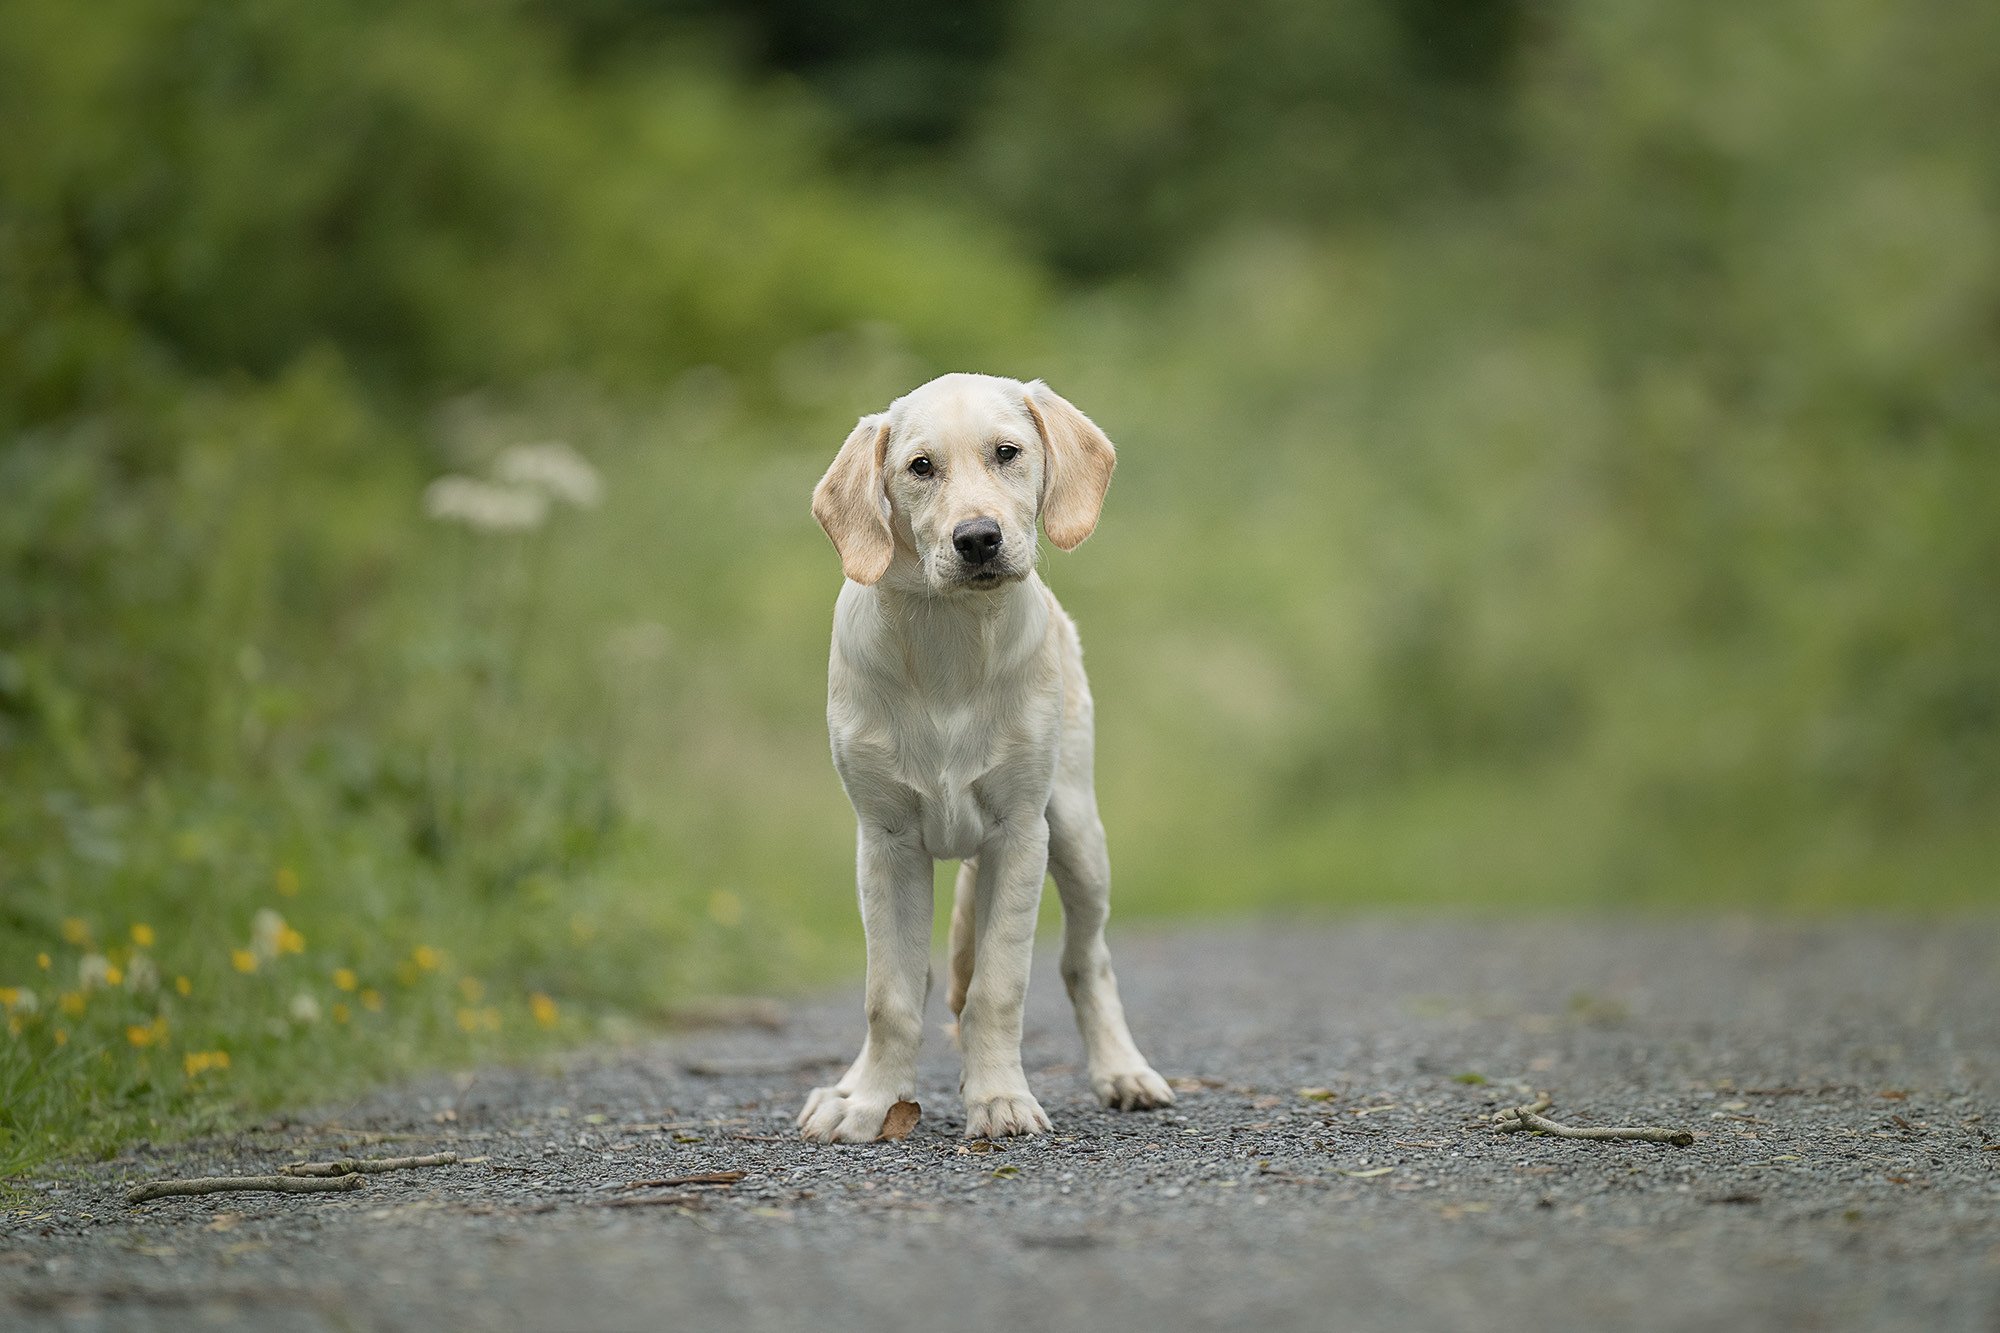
[275,865,300,897]
[104,964,124,987]
[183,1050,231,1077]
[126,1024,156,1047]
[231,949,258,974]
[176,976,192,996]
[458,977,485,1003]
[278,925,306,955]
[60,918,90,947]
[332,1002,351,1024]
[332,968,358,992]
[0,988,17,1009]
[37,953,51,971]
[54,1027,68,1046]
[455,1007,480,1033]
[413,945,442,972]
[58,992,86,1017]
[529,992,559,1030]
[130,923,156,949]
[359,988,383,1012]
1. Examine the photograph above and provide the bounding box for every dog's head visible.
[811,373,1117,591]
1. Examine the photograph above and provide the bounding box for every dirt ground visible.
[4,918,1997,1332]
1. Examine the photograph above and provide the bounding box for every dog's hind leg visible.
[947,859,977,1022]
[1048,785,1175,1112]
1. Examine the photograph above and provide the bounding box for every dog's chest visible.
[828,580,1063,860]
[893,702,1003,861]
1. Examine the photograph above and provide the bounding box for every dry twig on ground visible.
[1493,1094,1695,1147]
[283,1152,459,1177]
[616,1171,744,1190]
[126,1174,367,1205]
[128,1150,459,1204]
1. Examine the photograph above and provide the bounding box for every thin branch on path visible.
[283,1151,460,1177]
[615,1171,744,1190]
[1493,1094,1695,1147]
[126,1174,366,1205]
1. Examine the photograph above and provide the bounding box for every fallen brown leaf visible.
[879,1100,921,1141]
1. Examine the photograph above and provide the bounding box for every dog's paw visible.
[965,1092,1051,1139]
[797,1086,898,1143]
[1092,1066,1176,1111]
[796,1084,840,1128]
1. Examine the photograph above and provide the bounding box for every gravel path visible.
[4,919,1998,1332]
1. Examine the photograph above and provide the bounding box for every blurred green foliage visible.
[3,0,1997,1173]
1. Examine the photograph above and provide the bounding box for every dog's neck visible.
[842,572,1050,691]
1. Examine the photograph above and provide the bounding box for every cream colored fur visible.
[798,372,1173,1142]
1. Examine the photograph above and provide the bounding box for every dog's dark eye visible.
[909,456,934,477]
[995,443,1020,463]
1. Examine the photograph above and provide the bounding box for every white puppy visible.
[799,372,1174,1142]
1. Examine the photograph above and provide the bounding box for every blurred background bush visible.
[2,0,1995,1169]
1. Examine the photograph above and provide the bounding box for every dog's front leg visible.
[798,823,933,1143]
[959,814,1053,1138]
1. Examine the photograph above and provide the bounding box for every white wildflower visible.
[289,992,322,1025]
[493,442,602,509]
[5,987,37,1015]
[125,954,159,994]
[423,475,549,532]
[251,908,287,963]
[78,954,112,990]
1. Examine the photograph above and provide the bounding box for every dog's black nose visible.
[952,517,1003,565]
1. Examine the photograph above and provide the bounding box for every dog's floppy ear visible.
[1024,380,1117,551]
[812,412,895,584]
